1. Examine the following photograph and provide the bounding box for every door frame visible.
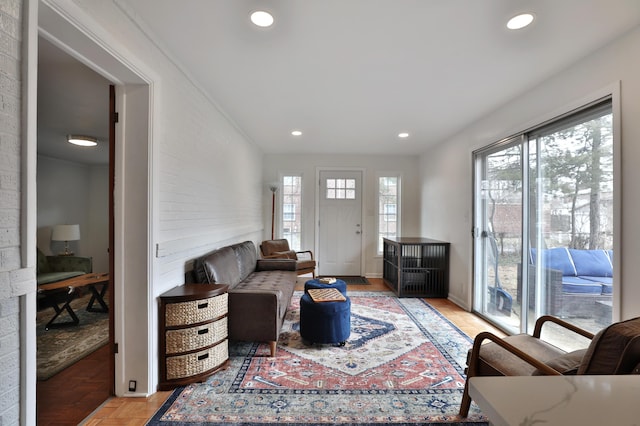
[314,167,366,276]
[29,0,155,409]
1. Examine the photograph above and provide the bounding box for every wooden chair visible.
[260,239,316,277]
[460,315,640,417]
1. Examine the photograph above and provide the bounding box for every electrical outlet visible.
[128,380,137,392]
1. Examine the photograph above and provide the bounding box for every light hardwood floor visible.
[76,278,502,425]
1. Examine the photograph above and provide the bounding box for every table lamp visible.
[51,224,80,256]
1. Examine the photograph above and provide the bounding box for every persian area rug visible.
[148,291,487,425]
[37,292,109,380]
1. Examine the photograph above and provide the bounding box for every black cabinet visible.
[383,237,450,297]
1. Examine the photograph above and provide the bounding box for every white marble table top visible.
[469,375,640,426]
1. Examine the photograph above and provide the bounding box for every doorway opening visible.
[31,2,153,423]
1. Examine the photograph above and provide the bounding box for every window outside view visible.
[378,177,399,253]
[282,175,302,251]
[476,101,613,346]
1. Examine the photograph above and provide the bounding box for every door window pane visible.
[326,178,356,200]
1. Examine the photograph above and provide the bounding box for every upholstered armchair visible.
[459,315,640,417]
[260,239,316,277]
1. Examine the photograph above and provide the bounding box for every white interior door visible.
[318,170,363,276]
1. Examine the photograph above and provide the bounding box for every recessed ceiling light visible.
[67,135,98,147]
[398,132,410,139]
[507,13,534,30]
[250,10,274,27]
[291,130,302,136]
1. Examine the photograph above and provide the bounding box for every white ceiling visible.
[38,37,111,165]
[38,1,640,162]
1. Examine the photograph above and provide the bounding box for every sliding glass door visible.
[474,100,614,337]
[473,139,524,333]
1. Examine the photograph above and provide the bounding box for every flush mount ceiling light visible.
[507,13,535,30]
[250,10,274,27]
[398,132,410,139]
[291,130,302,136]
[67,135,98,147]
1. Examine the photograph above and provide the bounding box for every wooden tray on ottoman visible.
[308,288,346,303]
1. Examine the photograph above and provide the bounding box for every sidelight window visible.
[282,175,302,250]
[378,176,400,253]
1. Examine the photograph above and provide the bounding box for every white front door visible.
[318,170,363,276]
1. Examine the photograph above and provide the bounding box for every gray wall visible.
[420,25,640,321]
[36,156,109,273]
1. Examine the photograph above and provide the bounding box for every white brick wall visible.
[0,0,23,424]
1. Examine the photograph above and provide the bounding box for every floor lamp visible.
[269,184,278,240]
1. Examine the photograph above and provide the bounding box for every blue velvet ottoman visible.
[300,279,351,345]
[304,278,348,295]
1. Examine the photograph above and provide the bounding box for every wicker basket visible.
[165,340,229,380]
[165,317,228,355]
[165,293,228,327]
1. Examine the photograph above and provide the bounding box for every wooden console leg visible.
[269,341,277,357]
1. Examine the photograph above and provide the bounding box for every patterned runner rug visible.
[37,293,109,380]
[148,291,487,425]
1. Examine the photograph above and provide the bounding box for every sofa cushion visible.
[256,258,297,271]
[261,239,291,257]
[232,270,297,320]
[561,276,605,295]
[37,271,85,286]
[200,247,242,288]
[274,250,297,259]
[600,281,613,295]
[569,249,613,277]
[477,334,566,376]
[531,247,577,276]
[230,241,258,282]
[532,349,587,376]
[578,317,640,374]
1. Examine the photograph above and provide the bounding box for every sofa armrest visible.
[46,256,92,274]
[256,258,297,271]
[228,290,281,341]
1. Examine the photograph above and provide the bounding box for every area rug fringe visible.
[147,291,487,425]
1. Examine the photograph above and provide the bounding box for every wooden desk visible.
[38,273,109,329]
[469,375,640,426]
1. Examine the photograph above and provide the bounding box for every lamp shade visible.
[51,224,81,242]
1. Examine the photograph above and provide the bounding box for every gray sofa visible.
[518,247,613,318]
[191,241,297,357]
[37,248,92,285]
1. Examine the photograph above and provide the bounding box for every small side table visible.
[158,284,229,390]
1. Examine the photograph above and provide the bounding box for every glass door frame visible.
[472,135,528,334]
[473,95,619,335]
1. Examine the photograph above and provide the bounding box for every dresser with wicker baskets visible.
[158,283,229,390]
